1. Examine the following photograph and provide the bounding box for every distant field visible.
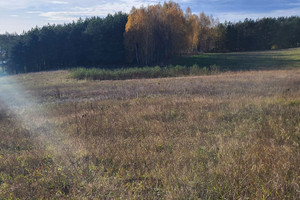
[171,48,300,70]
[0,68,299,199]
[71,48,300,81]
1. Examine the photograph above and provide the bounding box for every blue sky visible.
[1,0,300,34]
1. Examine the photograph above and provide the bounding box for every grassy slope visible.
[171,48,300,70]
[0,49,300,199]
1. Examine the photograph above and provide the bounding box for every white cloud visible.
[0,0,45,10]
[31,0,195,21]
[1,0,300,34]
[35,0,162,21]
[26,11,43,14]
[50,1,69,4]
[39,11,79,21]
[2,0,190,33]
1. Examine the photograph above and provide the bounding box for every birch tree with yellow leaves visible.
[124,1,188,65]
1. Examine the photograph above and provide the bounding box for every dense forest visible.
[0,13,128,74]
[0,1,300,74]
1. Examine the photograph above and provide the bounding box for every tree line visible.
[0,1,300,74]
[215,17,300,52]
[0,13,128,73]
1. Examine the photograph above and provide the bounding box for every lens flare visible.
[0,74,86,171]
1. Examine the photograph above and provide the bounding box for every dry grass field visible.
[0,69,300,199]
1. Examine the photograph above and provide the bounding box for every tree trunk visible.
[135,43,139,65]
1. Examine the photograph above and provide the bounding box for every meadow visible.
[0,49,300,199]
[171,48,300,70]
[71,48,300,81]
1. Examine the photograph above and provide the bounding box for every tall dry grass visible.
[0,69,299,199]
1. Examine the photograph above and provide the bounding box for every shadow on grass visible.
[170,48,300,71]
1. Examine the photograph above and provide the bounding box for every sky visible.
[0,0,300,34]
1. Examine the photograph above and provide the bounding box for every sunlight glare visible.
[0,74,85,171]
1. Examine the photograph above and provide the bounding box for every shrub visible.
[70,65,221,81]
[210,64,220,74]
[189,64,201,75]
